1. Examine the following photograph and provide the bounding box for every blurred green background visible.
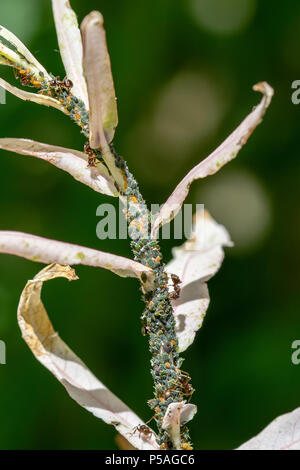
[0,0,300,450]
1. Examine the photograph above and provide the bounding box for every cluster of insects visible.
[105,151,193,447]
[15,68,45,89]
[45,74,90,133]
[168,273,181,300]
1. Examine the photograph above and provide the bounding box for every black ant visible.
[178,371,194,396]
[168,273,181,300]
[84,142,97,167]
[50,76,73,90]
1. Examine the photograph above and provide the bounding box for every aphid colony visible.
[15,67,46,89]
[47,74,90,133]
[107,149,194,447]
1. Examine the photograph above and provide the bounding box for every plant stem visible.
[45,83,194,449]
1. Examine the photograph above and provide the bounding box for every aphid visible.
[131,424,153,439]
[111,421,120,427]
[163,341,173,353]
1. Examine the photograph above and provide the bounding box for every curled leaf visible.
[166,210,232,352]
[52,0,89,108]
[0,77,67,113]
[152,82,273,237]
[162,402,197,450]
[81,11,118,148]
[17,264,159,450]
[0,231,154,286]
[0,138,118,197]
[238,407,300,450]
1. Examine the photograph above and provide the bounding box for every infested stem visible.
[30,79,194,449]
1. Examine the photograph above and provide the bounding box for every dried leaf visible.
[237,407,300,450]
[52,0,89,108]
[162,402,197,450]
[166,210,232,352]
[81,11,118,148]
[0,231,154,285]
[0,138,118,197]
[17,264,159,450]
[152,82,273,237]
[0,77,67,113]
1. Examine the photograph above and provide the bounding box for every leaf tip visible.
[253,81,274,101]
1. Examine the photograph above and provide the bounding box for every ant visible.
[168,273,181,300]
[131,424,153,439]
[50,76,73,90]
[178,370,194,397]
[84,142,97,167]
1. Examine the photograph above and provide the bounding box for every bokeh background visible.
[0,0,300,450]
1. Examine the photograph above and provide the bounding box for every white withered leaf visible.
[162,402,197,450]
[17,264,159,450]
[0,231,154,284]
[166,210,232,352]
[152,82,273,237]
[81,11,118,148]
[0,138,118,197]
[52,0,89,108]
[0,25,51,80]
[237,407,300,450]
